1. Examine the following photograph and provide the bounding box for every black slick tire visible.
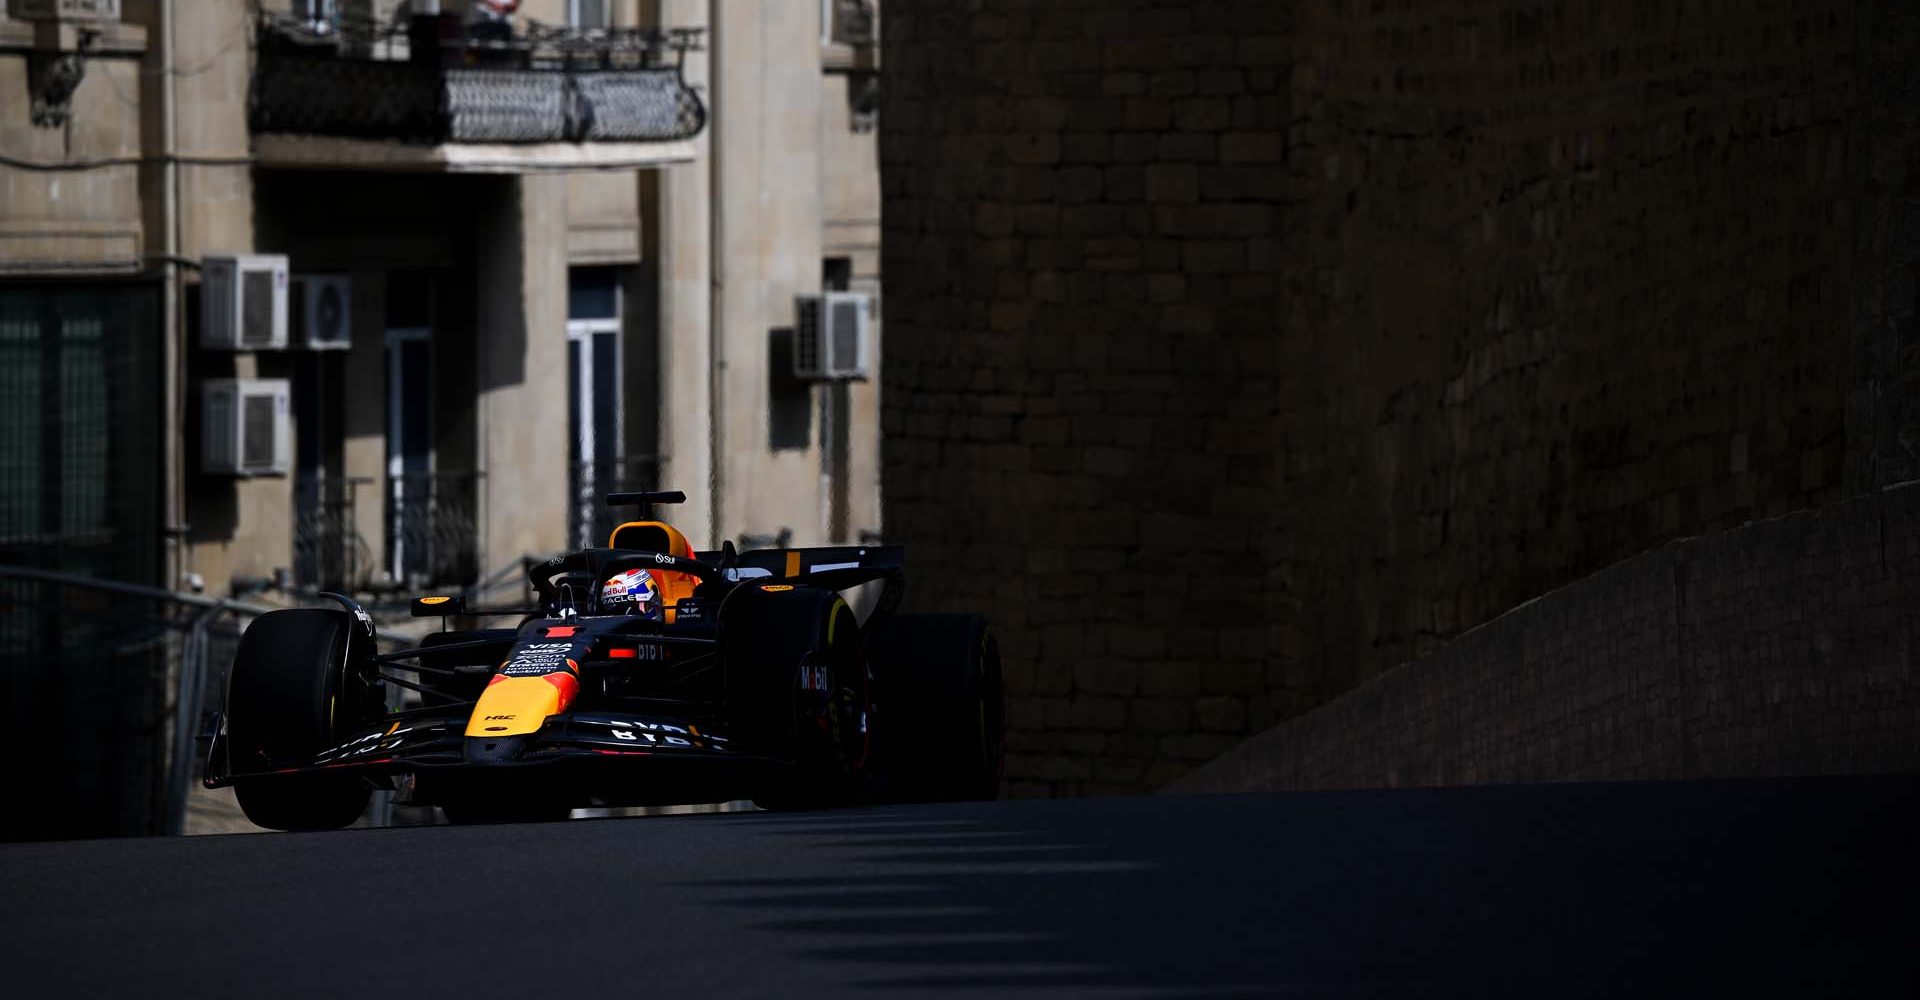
[226,608,374,831]
[870,613,1004,802]
[721,585,871,810]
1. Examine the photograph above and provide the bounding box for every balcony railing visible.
[571,455,659,551]
[292,475,374,592]
[388,471,483,590]
[251,12,707,146]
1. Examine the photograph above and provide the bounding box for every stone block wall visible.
[1175,483,1920,792]
[880,0,1919,795]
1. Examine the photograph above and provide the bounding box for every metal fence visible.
[388,471,484,590]
[0,566,269,840]
[0,565,442,840]
[293,475,374,592]
[251,12,707,144]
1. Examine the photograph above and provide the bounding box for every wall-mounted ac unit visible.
[203,378,292,477]
[293,273,352,350]
[12,0,123,22]
[201,254,289,351]
[794,291,871,381]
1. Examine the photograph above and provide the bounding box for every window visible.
[568,0,610,29]
[292,0,337,25]
[567,267,626,548]
[823,256,853,293]
[0,283,161,581]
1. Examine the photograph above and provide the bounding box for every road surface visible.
[4,775,1914,997]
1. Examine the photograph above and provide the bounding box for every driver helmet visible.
[600,567,663,619]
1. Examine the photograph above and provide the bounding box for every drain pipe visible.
[706,0,725,548]
[160,0,182,592]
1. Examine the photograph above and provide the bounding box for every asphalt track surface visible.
[4,775,1915,998]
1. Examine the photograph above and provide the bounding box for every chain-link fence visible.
[0,566,264,840]
[0,565,444,840]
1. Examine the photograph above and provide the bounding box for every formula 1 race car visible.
[202,492,1004,830]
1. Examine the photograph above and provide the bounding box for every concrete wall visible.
[821,67,884,542]
[567,171,641,265]
[880,0,1920,794]
[170,0,282,594]
[0,17,145,267]
[1176,482,1920,792]
[650,0,713,546]
[710,0,826,543]
[478,174,573,566]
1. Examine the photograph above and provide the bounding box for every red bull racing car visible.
[202,492,1004,830]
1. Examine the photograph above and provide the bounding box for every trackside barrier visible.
[0,565,424,837]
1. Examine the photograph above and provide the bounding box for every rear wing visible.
[698,545,906,627]
[694,545,905,582]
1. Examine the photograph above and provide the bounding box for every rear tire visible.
[870,614,1004,802]
[226,609,375,831]
[721,586,870,810]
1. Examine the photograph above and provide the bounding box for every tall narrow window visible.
[568,267,625,549]
[385,327,433,586]
[384,270,436,587]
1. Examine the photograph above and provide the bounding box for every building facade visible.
[1,0,884,600]
[0,0,883,835]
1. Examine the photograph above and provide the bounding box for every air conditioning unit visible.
[793,291,871,381]
[203,378,292,477]
[12,0,122,21]
[293,274,352,350]
[201,254,290,351]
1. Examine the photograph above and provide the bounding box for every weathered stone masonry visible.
[1177,482,1920,792]
[880,0,1920,794]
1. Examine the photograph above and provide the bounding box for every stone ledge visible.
[0,222,142,272]
[0,16,145,54]
[252,133,700,174]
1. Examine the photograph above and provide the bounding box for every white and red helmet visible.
[600,567,662,619]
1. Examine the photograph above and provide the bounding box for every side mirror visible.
[411,595,467,617]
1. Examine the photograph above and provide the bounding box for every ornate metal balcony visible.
[292,475,373,592]
[250,12,705,157]
[388,471,483,590]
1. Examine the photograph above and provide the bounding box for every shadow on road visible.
[678,776,1918,996]
[4,774,1914,998]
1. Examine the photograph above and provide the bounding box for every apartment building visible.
[0,0,884,602]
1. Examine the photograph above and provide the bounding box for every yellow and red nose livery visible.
[464,672,580,737]
[465,636,588,737]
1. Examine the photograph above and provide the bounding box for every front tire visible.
[226,608,375,831]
